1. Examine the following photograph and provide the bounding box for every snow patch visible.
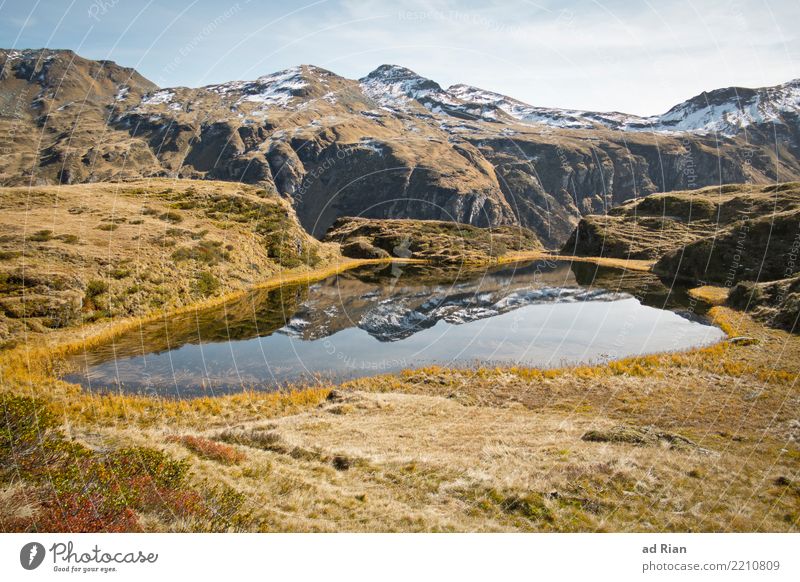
[653,79,800,135]
[224,66,309,108]
[141,90,174,105]
[448,79,800,135]
[357,138,385,155]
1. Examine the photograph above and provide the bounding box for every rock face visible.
[323,217,542,263]
[3,49,800,247]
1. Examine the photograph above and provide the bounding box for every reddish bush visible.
[1,396,248,532]
[37,492,142,533]
[169,435,245,465]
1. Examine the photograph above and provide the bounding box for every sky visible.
[1,0,798,116]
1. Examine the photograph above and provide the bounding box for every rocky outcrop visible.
[654,208,800,285]
[564,182,800,332]
[565,183,800,261]
[582,425,703,451]
[324,217,542,263]
[728,275,800,332]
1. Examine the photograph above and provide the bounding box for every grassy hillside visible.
[563,183,800,260]
[0,179,333,347]
[563,182,800,331]
[653,207,800,284]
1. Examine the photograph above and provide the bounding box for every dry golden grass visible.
[0,179,346,346]
[195,390,790,532]
[327,217,543,263]
[499,250,655,272]
[89,305,797,532]
[3,298,797,532]
[1,220,798,532]
[688,285,729,305]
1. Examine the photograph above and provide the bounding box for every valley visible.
[0,48,798,534]
[0,177,797,533]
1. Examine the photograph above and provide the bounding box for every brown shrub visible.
[169,435,245,465]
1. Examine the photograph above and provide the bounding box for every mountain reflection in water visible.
[66,260,726,397]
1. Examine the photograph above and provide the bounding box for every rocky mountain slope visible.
[2,49,800,247]
[448,78,800,135]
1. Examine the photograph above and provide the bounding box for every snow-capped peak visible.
[133,61,800,135]
[447,83,651,130]
[206,65,309,107]
[361,64,439,90]
[653,78,800,134]
[359,64,460,111]
[447,79,800,135]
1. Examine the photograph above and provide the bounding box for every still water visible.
[66,260,726,397]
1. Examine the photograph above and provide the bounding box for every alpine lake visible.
[66,259,726,398]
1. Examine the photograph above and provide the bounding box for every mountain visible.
[446,83,646,129]
[0,49,157,185]
[653,79,800,134]
[2,48,800,246]
[447,79,800,135]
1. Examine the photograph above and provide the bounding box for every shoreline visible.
[498,250,655,272]
[0,252,744,430]
[2,251,655,364]
[7,256,424,358]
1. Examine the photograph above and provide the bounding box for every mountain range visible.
[2,48,799,246]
